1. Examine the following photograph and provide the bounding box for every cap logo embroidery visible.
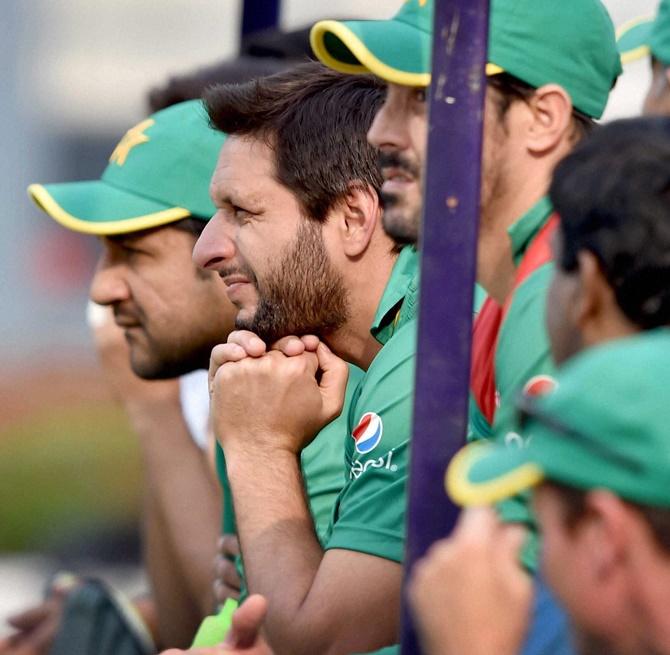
[109,118,154,166]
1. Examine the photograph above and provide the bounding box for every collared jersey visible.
[469,196,557,568]
[324,246,418,564]
[216,363,364,598]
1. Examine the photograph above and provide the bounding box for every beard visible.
[236,220,350,345]
[378,150,422,246]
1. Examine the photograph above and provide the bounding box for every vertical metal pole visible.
[400,1,490,653]
[241,0,281,39]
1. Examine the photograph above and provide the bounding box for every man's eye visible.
[232,205,252,221]
[414,88,427,103]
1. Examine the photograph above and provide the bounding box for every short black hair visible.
[203,61,384,222]
[550,117,670,329]
[487,72,595,142]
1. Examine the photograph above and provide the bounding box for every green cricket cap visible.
[617,0,670,66]
[447,330,670,509]
[311,0,622,118]
[28,100,226,235]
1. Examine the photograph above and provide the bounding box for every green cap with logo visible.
[311,0,622,118]
[446,330,670,508]
[28,100,226,235]
[617,0,670,66]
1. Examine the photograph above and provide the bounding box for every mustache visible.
[218,263,259,287]
[377,151,421,179]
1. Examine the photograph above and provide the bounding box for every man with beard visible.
[311,2,620,653]
[412,117,670,655]
[193,62,416,655]
[618,0,670,116]
[12,99,352,653]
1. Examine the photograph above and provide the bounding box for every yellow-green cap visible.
[617,0,670,66]
[447,330,670,508]
[28,100,226,235]
[311,0,622,118]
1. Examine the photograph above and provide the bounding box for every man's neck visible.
[478,175,549,304]
[325,253,398,371]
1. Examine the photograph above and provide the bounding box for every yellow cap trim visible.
[616,14,654,40]
[310,20,431,87]
[616,14,654,65]
[621,45,651,65]
[445,442,544,507]
[311,20,505,87]
[27,184,190,236]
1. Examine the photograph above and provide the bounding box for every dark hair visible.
[487,72,595,142]
[550,117,670,329]
[546,481,670,557]
[171,216,208,237]
[203,61,384,222]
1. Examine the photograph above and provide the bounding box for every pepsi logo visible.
[352,412,383,454]
[523,375,557,398]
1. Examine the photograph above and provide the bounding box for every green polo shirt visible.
[324,245,418,564]
[468,197,556,441]
[216,363,364,598]
[469,196,556,569]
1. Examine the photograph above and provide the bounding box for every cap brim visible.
[28,181,190,235]
[311,19,503,87]
[446,441,544,507]
[311,19,432,86]
[616,15,654,64]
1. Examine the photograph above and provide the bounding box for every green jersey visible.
[469,196,558,568]
[216,364,365,597]
[324,245,418,564]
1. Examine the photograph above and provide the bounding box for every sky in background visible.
[0,0,658,367]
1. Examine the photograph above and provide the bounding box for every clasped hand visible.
[208,331,349,456]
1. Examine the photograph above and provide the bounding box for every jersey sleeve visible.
[324,321,416,563]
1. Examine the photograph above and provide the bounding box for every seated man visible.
[411,116,670,655]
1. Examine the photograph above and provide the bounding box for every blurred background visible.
[0,0,657,633]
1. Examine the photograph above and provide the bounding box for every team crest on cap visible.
[523,375,557,397]
[352,412,383,454]
[109,118,154,166]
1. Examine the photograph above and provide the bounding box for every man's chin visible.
[382,208,419,246]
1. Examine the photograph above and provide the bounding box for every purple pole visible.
[400,1,490,653]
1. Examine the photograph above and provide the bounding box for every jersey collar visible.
[507,196,554,265]
[370,246,419,345]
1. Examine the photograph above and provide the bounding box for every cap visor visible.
[28,181,190,235]
[311,19,431,86]
[446,441,544,507]
[616,15,654,64]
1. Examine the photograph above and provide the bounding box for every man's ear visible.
[583,491,633,582]
[334,182,381,257]
[525,84,573,154]
[574,250,613,333]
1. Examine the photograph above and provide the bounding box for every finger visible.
[270,336,305,357]
[300,335,320,351]
[219,534,240,558]
[227,331,266,357]
[225,594,268,649]
[7,603,51,630]
[315,342,349,419]
[452,506,499,543]
[209,344,248,393]
[21,614,61,654]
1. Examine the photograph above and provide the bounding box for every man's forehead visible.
[210,135,275,201]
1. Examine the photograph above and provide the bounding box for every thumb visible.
[316,342,349,420]
[224,595,268,649]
